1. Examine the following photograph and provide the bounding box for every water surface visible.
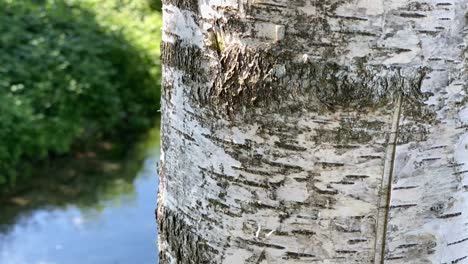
[0,127,160,264]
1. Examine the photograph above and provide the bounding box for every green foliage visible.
[0,0,161,186]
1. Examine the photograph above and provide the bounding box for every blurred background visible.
[0,0,162,263]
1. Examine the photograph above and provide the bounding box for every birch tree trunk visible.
[157,0,468,263]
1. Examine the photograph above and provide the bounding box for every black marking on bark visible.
[418,30,441,36]
[293,177,308,183]
[393,185,418,190]
[389,204,418,209]
[386,256,405,260]
[274,141,307,151]
[436,2,452,6]
[238,238,286,250]
[429,145,447,149]
[333,30,379,37]
[438,212,462,219]
[329,15,369,21]
[397,243,418,249]
[261,159,304,173]
[319,162,345,168]
[333,144,361,149]
[336,250,358,254]
[371,46,413,53]
[200,166,272,189]
[172,126,195,141]
[453,170,468,176]
[335,225,361,233]
[360,155,382,159]
[292,229,316,236]
[314,187,339,195]
[448,237,468,246]
[449,256,468,263]
[312,119,332,124]
[348,239,368,245]
[255,2,287,8]
[398,12,427,18]
[202,133,252,150]
[331,181,355,185]
[284,252,316,259]
[208,198,230,210]
[274,231,290,236]
[297,214,319,220]
[346,174,370,180]
[232,166,273,177]
[422,157,441,161]
[248,201,277,210]
[447,162,465,168]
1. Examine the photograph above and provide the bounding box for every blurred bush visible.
[0,0,162,186]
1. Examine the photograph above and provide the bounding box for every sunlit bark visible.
[158,0,468,263]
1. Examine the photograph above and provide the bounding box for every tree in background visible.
[0,0,162,187]
[158,0,468,263]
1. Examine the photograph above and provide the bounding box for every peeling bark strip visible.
[158,0,468,263]
[374,93,403,264]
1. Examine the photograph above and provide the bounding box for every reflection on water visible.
[0,124,160,264]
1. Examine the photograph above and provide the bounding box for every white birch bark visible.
[157,0,468,263]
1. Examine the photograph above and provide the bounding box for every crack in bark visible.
[374,93,404,264]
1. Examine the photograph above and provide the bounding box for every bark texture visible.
[158,0,468,263]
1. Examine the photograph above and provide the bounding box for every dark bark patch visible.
[161,40,206,84]
[157,207,218,264]
[162,0,199,14]
[211,45,429,114]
